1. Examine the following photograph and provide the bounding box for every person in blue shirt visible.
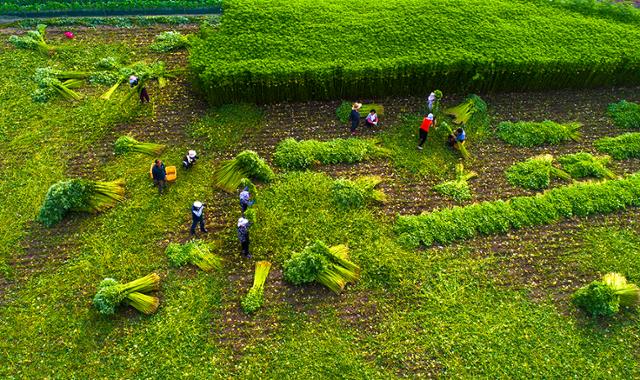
[237,217,252,258]
[349,102,362,135]
[151,159,166,195]
[448,127,466,147]
[190,201,208,236]
[239,186,254,215]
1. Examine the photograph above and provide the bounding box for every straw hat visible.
[193,201,203,208]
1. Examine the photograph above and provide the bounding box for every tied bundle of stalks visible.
[165,240,222,271]
[213,150,274,192]
[506,154,571,190]
[572,272,640,317]
[32,68,88,103]
[100,61,172,101]
[8,24,53,54]
[114,135,165,156]
[283,241,360,294]
[557,152,616,180]
[37,179,125,227]
[331,176,386,209]
[433,164,477,202]
[444,94,489,131]
[93,273,161,315]
[241,261,272,314]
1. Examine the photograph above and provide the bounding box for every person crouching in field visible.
[448,127,466,148]
[418,113,434,150]
[182,150,198,169]
[129,75,150,104]
[349,102,362,135]
[365,109,379,129]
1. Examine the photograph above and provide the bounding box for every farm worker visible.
[427,92,436,111]
[190,201,208,236]
[129,75,150,104]
[365,109,379,128]
[418,113,434,150]
[239,186,254,215]
[349,102,362,135]
[151,159,167,194]
[237,217,252,258]
[182,150,198,169]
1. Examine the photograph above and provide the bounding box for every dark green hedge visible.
[189,0,640,105]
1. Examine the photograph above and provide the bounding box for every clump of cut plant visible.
[608,100,640,129]
[506,154,571,190]
[100,61,172,101]
[114,135,165,156]
[558,152,616,179]
[165,240,221,271]
[241,261,272,314]
[213,150,274,192]
[93,273,161,315]
[32,67,88,102]
[331,176,386,209]
[433,163,477,202]
[336,102,384,123]
[37,179,125,227]
[444,94,489,132]
[8,24,54,54]
[283,241,360,294]
[595,132,640,160]
[496,120,582,147]
[274,137,386,170]
[150,31,191,52]
[572,272,640,317]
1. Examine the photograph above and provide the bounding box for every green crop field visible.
[0,0,222,15]
[2,1,640,378]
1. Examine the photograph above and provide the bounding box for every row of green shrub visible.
[595,133,640,160]
[395,173,640,248]
[608,100,640,130]
[273,138,385,170]
[496,120,581,147]
[189,0,640,104]
[0,0,221,14]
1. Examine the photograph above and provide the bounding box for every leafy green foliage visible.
[8,24,52,54]
[190,0,640,104]
[283,241,360,293]
[0,0,222,14]
[595,133,640,160]
[607,100,640,129]
[12,15,217,29]
[444,95,489,133]
[332,176,386,209]
[114,135,165,156]
[187,104,263,150]
[32,67,83,102]
[496,120,582,147]
[213,150,274,192]
[433,164,477,202]
[572,273,640,317]
[241,261,272,314]
[558,152,616,179]
[506,154,572,190]
[165,241,221,271]
[37,179,125,227]
[395,173,640,247]
[150,31,191,52]
[273,138,386,170]
[93,273,161,315]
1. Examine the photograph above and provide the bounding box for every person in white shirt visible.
[364,109,379,128]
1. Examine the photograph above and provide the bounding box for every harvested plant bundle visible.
[241,261,272,314]
[114,135,165,156]
[32,67,85,102]
[331,176,386,209]
[433,163,477,201]
[283,241,360,294]
[150,31,191,52]
[274,137,386,170]
[100,61,171,100]
[607,100,640,129]
[336,102,385,123]
[37,179,125,227]
[496,120,582,147]
[213,150,274,192]
[557,152,616,179]
[444,95,489,131]
[595,132,640,160]
[93,273,161,315]
[572,272,640,317]
[8,24,53,54]
[506,154,571,190]
[395,172,640,248]
[165,240,222,271]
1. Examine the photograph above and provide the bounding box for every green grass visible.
[187,104,263,151]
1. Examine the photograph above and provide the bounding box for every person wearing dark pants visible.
[349,102,362,135]
[239,186,254,215]
[152,159,166,194]
[237,217,252,258]
[190,201,208,236]
[418,113,434,150]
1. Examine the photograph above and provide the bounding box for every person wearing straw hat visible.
[182,150,198,169]
[190,201,208,236]
[237,217,252,258]
[418,113,434,150]
[349,102,362,135]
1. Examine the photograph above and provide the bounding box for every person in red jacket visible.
[418,113,434,150]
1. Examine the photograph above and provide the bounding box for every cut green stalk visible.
[114,135,165,156]
[93,273,161,315]
[241,261,272,314]
[125,292,160,315]
[166,240,222,272]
